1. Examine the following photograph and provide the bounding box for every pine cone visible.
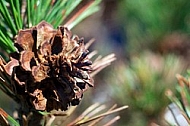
[0,21,115,111]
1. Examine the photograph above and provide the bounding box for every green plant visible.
[0,0,127,125]
[116,0,190,54]
[0,0,101,54]
[165,73,190,125]
[108,52,186,125]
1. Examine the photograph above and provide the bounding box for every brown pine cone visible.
[0,21,116,111]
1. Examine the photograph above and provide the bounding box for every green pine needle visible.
[0,0,102,54]
[66,0,101,29]
[0,108,20,126]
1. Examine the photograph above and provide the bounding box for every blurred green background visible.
[73,0,190,125]
[2,0,190,125]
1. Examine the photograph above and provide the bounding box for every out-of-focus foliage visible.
[108,52,187,125]
[73,0,190,125]
[102,1,190,125]
[117,0,190,54]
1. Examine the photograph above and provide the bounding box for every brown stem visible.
[18,99,44,126]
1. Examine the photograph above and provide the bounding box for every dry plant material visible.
[0,108,9,126]
[68,105,128,126]
[176,74,189,107]
[0,21,116,112]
